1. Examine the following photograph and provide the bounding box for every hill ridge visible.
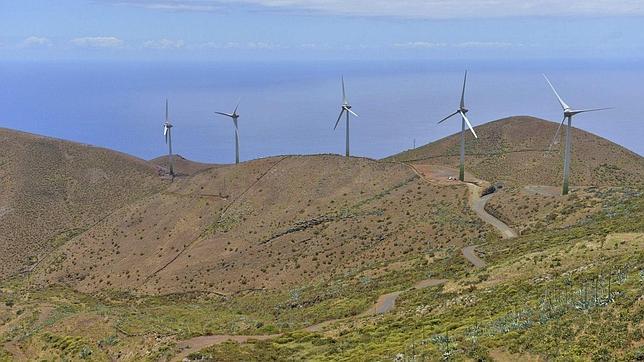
[385,116,644,187]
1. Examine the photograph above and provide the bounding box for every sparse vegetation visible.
[0,119,642,360]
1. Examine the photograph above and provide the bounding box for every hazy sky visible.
[1,0,644,61]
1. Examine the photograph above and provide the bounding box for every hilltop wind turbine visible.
[543,74,611,195]
[437,71,478,182]
[333,76,359,157]
[215,101,241,164]
[162,99,174,177]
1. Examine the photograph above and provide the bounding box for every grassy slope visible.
[149,154,217,176]
[180,186,644,361]
[1,184,641,361]
[34,155,490,295]
[0,128,164,279]
[385,116,644,188]
[1,119,642,360]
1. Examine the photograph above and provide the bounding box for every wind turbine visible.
[543,74,611,195]
[333,76,359,157]
[437,71,478,182]
[162,99,174,177]
[215,101,241,164]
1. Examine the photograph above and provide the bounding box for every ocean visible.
[1,59,642,164]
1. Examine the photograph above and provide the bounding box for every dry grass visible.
[486,186,639,235]
[386,116,644,188]
[0,128,164,279]
[34,155,489,295]
[149,154,218,177]
[1,117,642,360]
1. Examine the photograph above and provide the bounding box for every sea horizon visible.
[2,59,643,163]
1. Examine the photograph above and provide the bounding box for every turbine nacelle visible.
[215,100,241,123]
[334,77,359,131]
[437,71,478,139]
[543,74,612,195]
[162,99,174,177]
[214,100,242,164]
[544,74,612,150]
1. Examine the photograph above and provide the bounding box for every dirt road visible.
[467,184,518,239]
[461,245,487,268]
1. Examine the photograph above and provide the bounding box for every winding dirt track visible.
[173,279,448,361]
[466,185,518,239]
[407,163,518,241]
[173,335,281,361]
[170,163,517,361]
[462,246,487,268]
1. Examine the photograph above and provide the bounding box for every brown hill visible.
[0,128,165,278]
[149,154,217,176]
[33,155,491,295]
[385,116,644,187]
[18,117,644,296]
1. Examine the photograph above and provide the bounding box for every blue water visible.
[1,60,642,163]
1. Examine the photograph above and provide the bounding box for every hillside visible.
[149,154,217,176]
[385,116,644,188]
[0,122,642,361]
[0,128,165,278]
[34,155,491,295]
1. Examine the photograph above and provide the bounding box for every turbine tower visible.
[162,99,174,177]
[437,71,478,182]
[215,101,241,164]
[333,76,359,157]
[543,75,611,195]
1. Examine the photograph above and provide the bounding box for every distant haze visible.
[0,60,642,163]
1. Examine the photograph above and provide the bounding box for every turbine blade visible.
[571,107,613,115]
[460,111,478,139]
[460,71,467,109]
[549,116,566,151]
[348,109,359,118]
[163,125,168,137]
[234,99,241,115]
[438,111,459,124]
[165,99,169,122]
[334,109,345,130]
[215,112,234,118]
[543,74,570,110]
[342,76,347,104]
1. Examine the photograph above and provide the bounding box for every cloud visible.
[393,42,448,49]
[454,41,518,48]
[299,43,331,50]
[21,36,53,48]
[143,38,185,49]
[394,41,519,49]
[108,0,221,12]
[71,36,124,48]
[192,41,285,49]
[106,0,644,18]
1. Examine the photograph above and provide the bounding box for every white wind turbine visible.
[162,99,174,177]
[543,74,611,195]
[333,76,359,157]
[437,71,478,182]
[215,101,241,164]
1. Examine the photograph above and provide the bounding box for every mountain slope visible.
[1,122,642,361]
[149,154,217,176]
[34,155,490,295]
[0,128,164,278]
[385,116,644,187]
